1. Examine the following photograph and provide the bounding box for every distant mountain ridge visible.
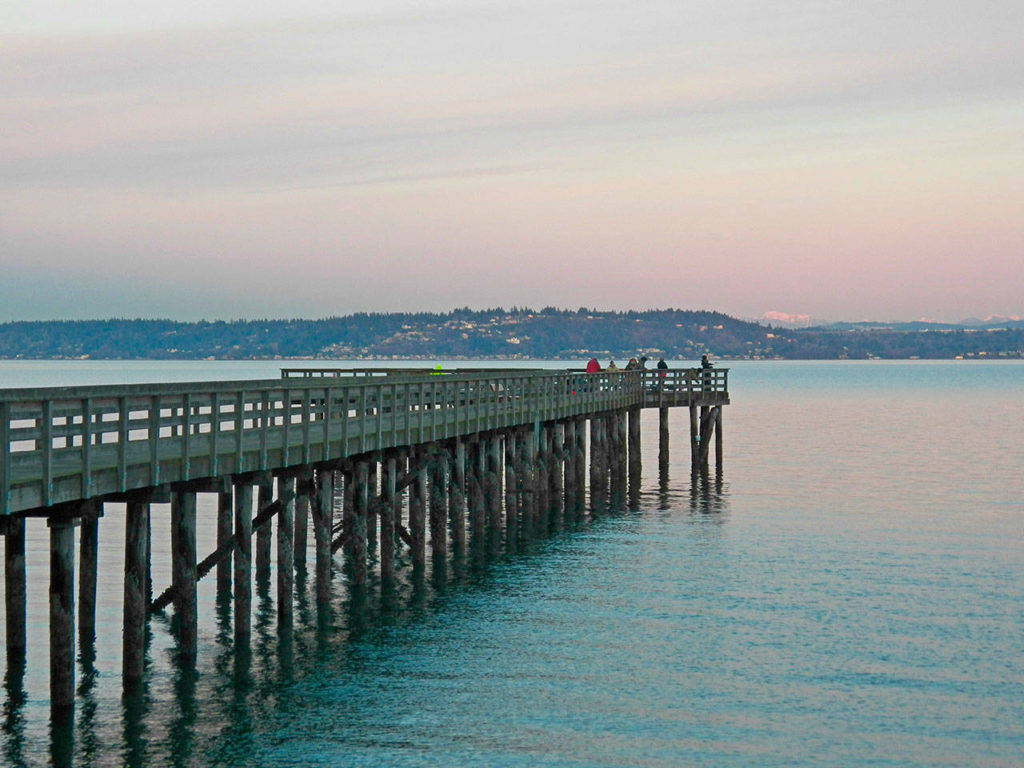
[0,309,1021,360]
[810,319,1024,332]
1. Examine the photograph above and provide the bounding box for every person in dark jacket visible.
[655,357,668,387]
[700,354,713,391]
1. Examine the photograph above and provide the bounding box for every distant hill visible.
[811,319,1024,332]
[0,309,1021,360]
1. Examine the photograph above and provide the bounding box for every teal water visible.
[1,361,1022,767]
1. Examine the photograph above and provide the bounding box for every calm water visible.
[1,360,1022,767]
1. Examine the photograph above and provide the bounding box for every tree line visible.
[0,310,1020,360]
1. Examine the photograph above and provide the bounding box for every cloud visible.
[0,1,1021,320]
[1,2,1021,193]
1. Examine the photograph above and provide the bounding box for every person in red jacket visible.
[585,357,600,373]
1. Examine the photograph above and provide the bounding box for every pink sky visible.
[1,1,1021,321]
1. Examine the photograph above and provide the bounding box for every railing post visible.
[82,397,93,498]
[41,401,53,507]
[149,396,161,485]
[0,402,9,517]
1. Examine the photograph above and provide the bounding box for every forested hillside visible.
[0,309,1020,360]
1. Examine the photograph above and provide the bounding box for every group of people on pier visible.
[584,354,713,373]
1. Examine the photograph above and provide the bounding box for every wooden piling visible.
[628,407,641,489]
[535,426,549,528]
[563,420,576,507]
[605,413,617,500]
[590,416,607,507]
[171,489,198,664]
[468,442,486,539]
[410,451,428,569]
[314,470,333,602]
[689,405,699,473]
[487,434,503,536]
[715,407,723,471]
[294,472,309,573]
[697,405,717,472]
[550,422,565,524]
[49,517,77,719]
[123,500,148,691]
[574,417,587,510]
[504,431,518,544]
[5,516,26,664]
[144,503,152,607]
[331,469,343,541]
[610,412,627,501]
[78,505,99,654]
[352,460,369,586]
[277,477,295,628]
[366,458,378,556]
[658,406,669,476]
[233,482,253,648]
[380,454,397,583]
[342,467,356,565]
[216,479,233,595]
[451,441,467,554]
[700,406,711,474]
[519,428,537,532]
[254,478,273,586]
[429,449,449,562]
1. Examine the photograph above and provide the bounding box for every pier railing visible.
[0,367,727,516]
[280,367,544,378]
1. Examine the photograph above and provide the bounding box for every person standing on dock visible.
[700,354,714,392]
[656,357,668,391]
[586,357,601,373]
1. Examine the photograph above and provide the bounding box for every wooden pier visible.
[0,366,728,722]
